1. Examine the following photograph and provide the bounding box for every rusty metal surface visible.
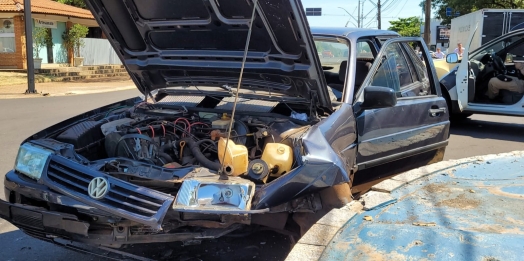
[321,154,524,260]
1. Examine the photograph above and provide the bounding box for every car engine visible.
[54,101,310,185]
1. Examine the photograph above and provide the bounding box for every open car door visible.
[455,23,479,111]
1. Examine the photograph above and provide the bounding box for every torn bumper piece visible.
[41,155,174,229]
[0,200,90,237]
[0,199,243,247]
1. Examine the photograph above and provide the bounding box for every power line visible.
[394,0,410,17]
[382,0,398,12]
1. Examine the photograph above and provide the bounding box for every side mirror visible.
[360,86,397,110]
[446,53,459,63]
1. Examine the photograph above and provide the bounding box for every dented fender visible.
[252,103,357,209]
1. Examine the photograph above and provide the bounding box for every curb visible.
[0,85,136,100]
[284,150,524,261]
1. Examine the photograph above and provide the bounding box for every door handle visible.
[429,107,447,117]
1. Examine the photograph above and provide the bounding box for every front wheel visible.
[441,85,473,121]
[450,113,473,121]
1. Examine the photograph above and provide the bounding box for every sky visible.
[300,0,431,30]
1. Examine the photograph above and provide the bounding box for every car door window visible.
[314,38,350,102]
[357,41,374,59]
[401,42,433,97]
[368,42,413,93]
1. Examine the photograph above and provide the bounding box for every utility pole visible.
[424,0,431,45]
[360,0,365,28]
[24,0,36,94]
[377,0,381,29]
[357,0,361,28]
[338,7,359,27]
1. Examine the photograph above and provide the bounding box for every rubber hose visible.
[157,152,174,164]
[184,138,221,171]
[195,139,218,149]
[160,142,174,153]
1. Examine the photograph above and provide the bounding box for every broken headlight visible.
[14,143,52,180]
[173,175,255,212]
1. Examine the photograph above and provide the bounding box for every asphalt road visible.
[0,90,523,260]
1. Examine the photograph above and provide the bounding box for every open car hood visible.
[84,0,332,109]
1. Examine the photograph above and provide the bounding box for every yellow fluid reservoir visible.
[261,143,293,177]
[217,138,248,176]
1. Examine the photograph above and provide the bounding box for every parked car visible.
[441,28,524,118]
[0,0,449,258]
[322,50,335,58]
[433,57,457,79]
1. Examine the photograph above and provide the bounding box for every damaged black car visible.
[0,0,450,258]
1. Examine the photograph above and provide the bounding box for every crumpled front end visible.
[1,97,357,248]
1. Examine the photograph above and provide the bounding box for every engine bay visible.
[53,100,311,186]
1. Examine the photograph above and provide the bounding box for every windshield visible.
[472,34,524,60]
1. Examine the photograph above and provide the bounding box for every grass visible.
[0,72,57,86]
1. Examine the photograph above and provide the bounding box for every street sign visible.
[455,11,460,17]
[446,7,452,16]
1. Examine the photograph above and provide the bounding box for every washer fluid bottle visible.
[217,137,248,176]
[261,143,293,177]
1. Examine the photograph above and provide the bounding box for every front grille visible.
[43,155,174,228]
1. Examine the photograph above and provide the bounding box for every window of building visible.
[305,8,322,16]
[86,27,103,38]
[0,19,16,53]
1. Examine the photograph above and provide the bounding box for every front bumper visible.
[0,195,242,247]
[0,199,90,238]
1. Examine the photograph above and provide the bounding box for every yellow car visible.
[432,58,459,80]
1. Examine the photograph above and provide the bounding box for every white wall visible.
[79,38,122,65]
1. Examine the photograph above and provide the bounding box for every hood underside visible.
[84,0,331,108]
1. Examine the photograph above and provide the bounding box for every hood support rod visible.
[218,0,259,180]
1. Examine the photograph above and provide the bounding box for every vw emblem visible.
[88,177,109,199]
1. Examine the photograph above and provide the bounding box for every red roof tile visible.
[0,0,94,19]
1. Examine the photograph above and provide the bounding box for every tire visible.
[441,85,473,121]
[450,113,473,121]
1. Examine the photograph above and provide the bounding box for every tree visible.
[62,24,89,57]
[423,0,524,24]
[388,17,422,37]
[55,0,86,8]
[33,27,53,59]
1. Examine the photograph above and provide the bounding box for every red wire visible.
[135,128,142,134]
[174,118,191,137]
[190,122,210,127]
[148,125,155,138]
[173,120,186,137]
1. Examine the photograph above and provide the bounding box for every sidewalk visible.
[0,77,136,99]
[286,151,524,261]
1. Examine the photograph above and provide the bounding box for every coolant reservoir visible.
[261,143,293,177]
[217,138,248,176]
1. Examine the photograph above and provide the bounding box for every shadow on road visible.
[450,118,524,143]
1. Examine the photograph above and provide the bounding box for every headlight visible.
[173,175,255,212]
[14,143,53,180]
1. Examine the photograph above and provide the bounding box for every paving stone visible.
[391,168,429,183]
[359,191,397,211]
[298,224,340,246]
[371,179,406,193]
[285,243,325,261]
[316,208,358,227]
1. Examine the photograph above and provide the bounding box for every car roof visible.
[311,27,400,40]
